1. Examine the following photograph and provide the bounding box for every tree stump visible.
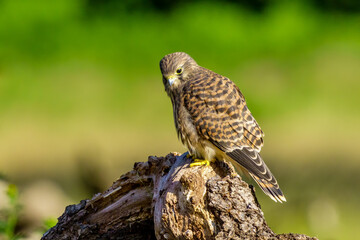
[42,153,317,240]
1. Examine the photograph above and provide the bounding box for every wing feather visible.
[183,73,286,202]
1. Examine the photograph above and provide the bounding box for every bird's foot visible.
[186,153,193,159]
[190,159,210,167]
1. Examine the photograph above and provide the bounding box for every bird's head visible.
[160,52,198,94]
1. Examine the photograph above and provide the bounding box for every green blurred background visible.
[0,0,359,239]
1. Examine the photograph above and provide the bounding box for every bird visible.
[160,52,286,203]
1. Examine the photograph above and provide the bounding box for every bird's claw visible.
[190,159,210,167]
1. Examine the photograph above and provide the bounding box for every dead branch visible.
[42,153,317,240]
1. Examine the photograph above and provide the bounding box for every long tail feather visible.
[226,147,286,203]
[249,173,286,203]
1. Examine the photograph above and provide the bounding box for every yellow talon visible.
[190,159,210,167]
[186,153,193,159]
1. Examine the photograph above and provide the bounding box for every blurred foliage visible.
[0,184,21,240]
[0,0,359,239]
[0,0,359,118]
[85,0,360,13]
[42,217,57,234]
[86,0,269,13]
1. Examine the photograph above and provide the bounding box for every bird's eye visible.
[176,68,183,74]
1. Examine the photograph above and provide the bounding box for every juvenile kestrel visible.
[160,52,286,203]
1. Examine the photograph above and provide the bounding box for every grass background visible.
[0,0,359,239]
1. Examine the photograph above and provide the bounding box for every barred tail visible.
[249,173,286,203]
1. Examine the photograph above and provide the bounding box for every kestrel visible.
[160,52,286,203]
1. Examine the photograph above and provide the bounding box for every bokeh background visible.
[0,0,359,239]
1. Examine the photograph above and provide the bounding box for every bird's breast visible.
[174,102,220,161]
[175,104,199,155]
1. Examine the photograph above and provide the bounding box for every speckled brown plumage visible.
[160,52,286,203]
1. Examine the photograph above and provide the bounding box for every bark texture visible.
[42,153,317,240]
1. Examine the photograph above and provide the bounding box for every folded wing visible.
[183,74,286,202]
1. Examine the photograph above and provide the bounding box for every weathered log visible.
[42,153,317,240]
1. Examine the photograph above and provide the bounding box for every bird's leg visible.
[190,159,210,167]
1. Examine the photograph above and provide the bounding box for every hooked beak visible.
[167,76,177,86]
